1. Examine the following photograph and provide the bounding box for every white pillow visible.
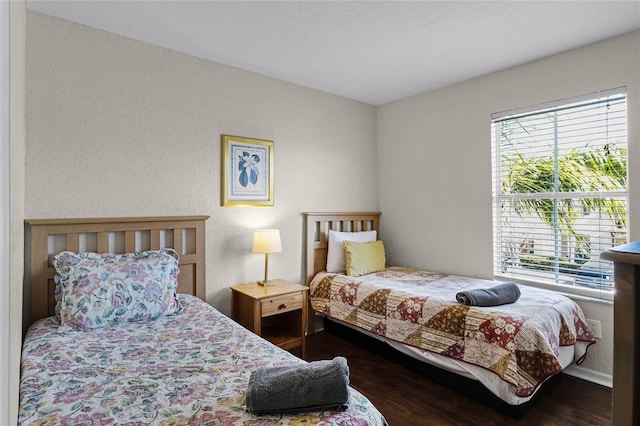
[326,230,377,273]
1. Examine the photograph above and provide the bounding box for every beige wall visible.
[25,11,378,314]
[377,30,640,381]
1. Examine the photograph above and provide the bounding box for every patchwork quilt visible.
[310,267,596,397]
[18,294,386,425]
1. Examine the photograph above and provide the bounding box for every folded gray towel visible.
[246,356,350,415]
[456,282,521,306]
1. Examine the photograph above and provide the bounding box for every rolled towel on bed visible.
[246,356,350,415]
[455,282,521,306]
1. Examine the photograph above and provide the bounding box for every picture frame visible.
[221,134,274,207]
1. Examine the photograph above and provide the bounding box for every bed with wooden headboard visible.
[303,211,597,417]
[19,215,387,425]
[304,211,381,285]
[25,215,208,328]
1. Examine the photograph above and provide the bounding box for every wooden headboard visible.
[25,216,209,327]
[304,212,381,284]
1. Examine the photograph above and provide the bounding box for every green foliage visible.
[502,145,627,236]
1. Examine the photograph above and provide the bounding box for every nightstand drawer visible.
[261,293,303,317]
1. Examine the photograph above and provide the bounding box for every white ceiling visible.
[26,1,640,106]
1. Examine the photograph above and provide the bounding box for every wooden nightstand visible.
[231,279,309,359]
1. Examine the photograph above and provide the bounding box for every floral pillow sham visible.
[53,249,182,331]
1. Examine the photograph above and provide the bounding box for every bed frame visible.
[25,216,209,328]
[302,211,560,418]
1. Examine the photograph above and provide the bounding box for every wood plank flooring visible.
[305,326,612,425]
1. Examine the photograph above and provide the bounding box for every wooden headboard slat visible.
[25,216,209,327]
[125,230,136,252]
[67,233,80,252]
[97,232,109,253]
[150,229,161,250]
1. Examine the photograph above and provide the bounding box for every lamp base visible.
[257,280,276,287]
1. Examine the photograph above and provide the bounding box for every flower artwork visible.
[238,151,260,188]
[222,135,274,206]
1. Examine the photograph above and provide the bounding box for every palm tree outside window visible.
[491,88,627,300]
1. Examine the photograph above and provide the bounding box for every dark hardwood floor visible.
[305,326,612,425]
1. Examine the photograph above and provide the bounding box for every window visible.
[492,89,627,299]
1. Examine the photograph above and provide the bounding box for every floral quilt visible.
[310,267,596,398]
[19,294,386,425]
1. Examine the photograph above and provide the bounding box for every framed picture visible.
[221,134,274,207]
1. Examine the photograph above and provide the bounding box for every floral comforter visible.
[19,294,386,425]
[310,267,596,398]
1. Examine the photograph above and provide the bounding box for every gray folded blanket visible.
[456,282,521,306]
[246,356,350,415]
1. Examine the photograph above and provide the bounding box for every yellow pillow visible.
[344,240,386,277]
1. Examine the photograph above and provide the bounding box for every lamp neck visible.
[263,252,270,285]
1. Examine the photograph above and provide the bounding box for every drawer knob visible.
[278,303,287,310]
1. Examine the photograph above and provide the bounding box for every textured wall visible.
[25,11,377,314]
[377,31,640,380]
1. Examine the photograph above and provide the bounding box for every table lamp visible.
[252,229,282,286]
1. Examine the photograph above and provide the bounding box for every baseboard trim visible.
[563,364,612,388]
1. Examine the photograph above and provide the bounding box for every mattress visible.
[18,294,386,425]
[309,267,595,405]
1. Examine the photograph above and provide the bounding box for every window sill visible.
[494,274,614,305]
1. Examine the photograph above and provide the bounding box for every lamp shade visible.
[252,229,282,254]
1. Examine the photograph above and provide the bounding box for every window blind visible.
[491,89,627,299]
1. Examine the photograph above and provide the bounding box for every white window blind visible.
[491,89,627,299]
